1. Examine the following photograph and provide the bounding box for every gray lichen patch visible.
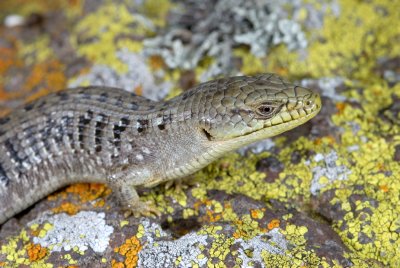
[310,150,352,195]
[31,211,114,253]
[137,218,208,267]
[301,77,347,102]
[69,49,172,101]
[144,0,308,79]
[136,219,290,267]
[235,228,288,266]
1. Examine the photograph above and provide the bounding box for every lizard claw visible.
[164,179,186,191]
[123,200,161,218]
[164,177,198,191]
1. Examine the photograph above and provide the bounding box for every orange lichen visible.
[379,185,389,193]
[313,136,336,146]
[67,0,81,8]
[114,236,142,268]
[148,55,165,71]
[0,46,21,75]
[134,85,143,96]
[268,219,280,230]
[48,183,111,214]
[0,59,66,103]
[232,220,246,239]
[65,183,111,203]
[0,108,11,117]
[193,200,203,211]
[111,260,125,268]
[30,228,41,237]
[205,209,222,222]
[24,60,67,103]
[94,199,106,207]
[335,102,347,114]
[52,202,79,215]
[26,243,48,262]
[250,208,265,219]
[0,46,23,100]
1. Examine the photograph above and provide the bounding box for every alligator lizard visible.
[0,74,321,224]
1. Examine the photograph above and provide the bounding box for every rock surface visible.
[0,0,399,267]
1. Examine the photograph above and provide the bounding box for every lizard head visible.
[196,73,321,146]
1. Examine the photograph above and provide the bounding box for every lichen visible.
[0,229,52,267]
[113,236,142,268]
[71,3,152,73]
[144,0,307,80]
[26,243,48,262]
[31,211,114,254]
[266,0,400,81]
[68,49,172,101]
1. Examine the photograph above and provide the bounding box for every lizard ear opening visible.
[201,128,213,141]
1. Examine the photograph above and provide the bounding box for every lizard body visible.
[0,74,321,224]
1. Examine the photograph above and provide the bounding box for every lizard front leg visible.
[107,167,160,217]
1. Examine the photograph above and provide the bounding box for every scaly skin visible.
[0,73,321,224]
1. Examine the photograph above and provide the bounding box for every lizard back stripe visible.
[0,162,9,187]
[95,113,107,152]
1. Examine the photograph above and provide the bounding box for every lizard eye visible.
[256,104,277,118]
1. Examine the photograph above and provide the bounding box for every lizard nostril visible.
[305,100,312,106]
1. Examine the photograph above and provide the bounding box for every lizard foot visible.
[123,200,161,218]
[164,176,199,191]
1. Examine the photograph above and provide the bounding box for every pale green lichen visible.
[138,0,173,28]
[18,36,54,65]
[71,3,151,73]
[267,0,400,81]
[0,229,52,267]
[323,82,400,266]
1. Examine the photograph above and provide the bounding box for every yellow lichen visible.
[0,0,66,20]
[266,0,400,81]
[18,36,53,65]
[317,81,400,266]
[138,0,173,27]
[0,229,52,267]
[71,3,152,73]
[233,48,266,75]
